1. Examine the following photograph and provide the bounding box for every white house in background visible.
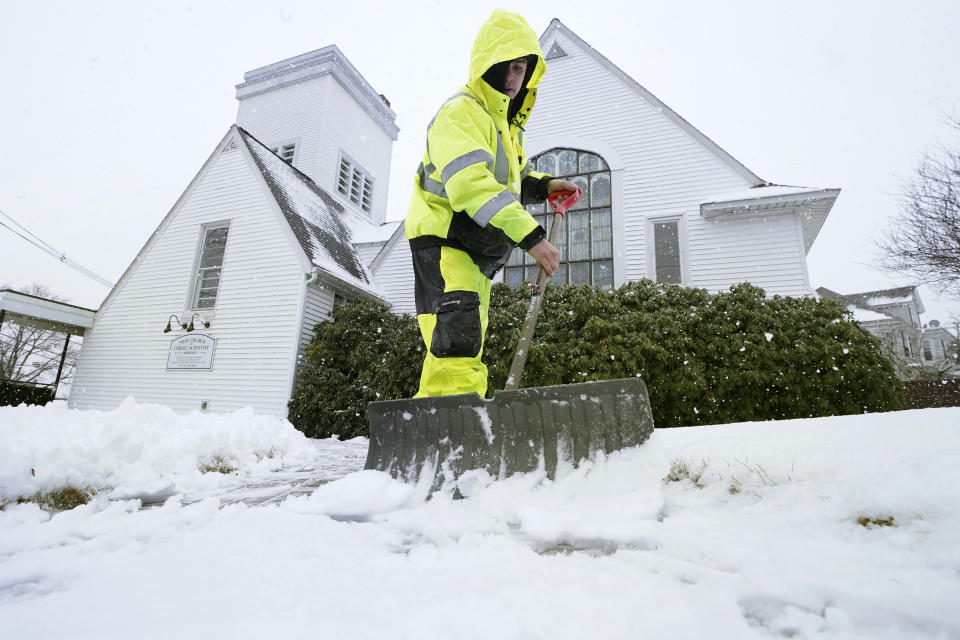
[69,46,398,416]
[817,285,959,378]
[370,19,840,314]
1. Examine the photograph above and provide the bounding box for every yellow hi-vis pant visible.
[412,245,491,398]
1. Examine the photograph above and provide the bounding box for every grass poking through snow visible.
[665,457,794,497]
[664,459,709,489]
[198,456,239,474]
[1,486,93,513]
[857,515,896,528]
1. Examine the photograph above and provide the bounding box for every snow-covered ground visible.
[1,400,958,639]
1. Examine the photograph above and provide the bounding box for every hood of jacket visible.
[467,10,546,126]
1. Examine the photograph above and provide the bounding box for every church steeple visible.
[235,45,398,225]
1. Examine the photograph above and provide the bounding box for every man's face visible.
[503,58,528,100]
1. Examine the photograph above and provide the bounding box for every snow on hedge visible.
[0,399,320,502]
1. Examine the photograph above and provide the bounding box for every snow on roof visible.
[345,216,401,245]
[846,305,894,323]
[702,185,839,207]
[840,286,921,313]
[866,295,913,306]
[237,127,386,300]
[818,286,921,316]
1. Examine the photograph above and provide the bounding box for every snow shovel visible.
[364,189,655,487]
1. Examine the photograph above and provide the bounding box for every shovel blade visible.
[365,377,655,487]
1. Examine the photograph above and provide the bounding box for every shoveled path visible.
[171,438,368,509]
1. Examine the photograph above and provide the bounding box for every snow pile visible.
[310,408,959,549]
[0,398,320,503]
[292,469,418,518]
[0,405,958,638]
[283,409,960,637]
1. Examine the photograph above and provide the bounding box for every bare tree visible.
[878,116,960,297]
[0,283,80,388]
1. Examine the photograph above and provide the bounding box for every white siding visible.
[236,74,327,185]
[319,77,393,226]
[70,140,307,416]
[370,231,416,315]
[529,33,747,286]
[686,209,810,296]
[298,283,335,361]
[236,74,393,226]
[524,31,811,297]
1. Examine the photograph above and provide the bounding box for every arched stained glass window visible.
[504,149,613,290]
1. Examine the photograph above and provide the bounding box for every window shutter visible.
[361,177,373,212]
[337,154,375,215]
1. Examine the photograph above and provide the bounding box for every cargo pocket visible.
[430,290,482,358]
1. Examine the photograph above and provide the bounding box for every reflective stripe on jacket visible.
[405,9,552,278]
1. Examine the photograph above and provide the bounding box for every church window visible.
[191,223,229,310]
[504,149,613,290]
[651,219,683,284]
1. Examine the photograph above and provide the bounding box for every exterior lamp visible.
[187,313,211,332]
[164,315,187,333]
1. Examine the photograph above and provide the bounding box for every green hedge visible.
[0,381,55,407]
[904,378,960,409]
[288,281,905,438]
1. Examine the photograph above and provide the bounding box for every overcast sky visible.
[2,0,959,324]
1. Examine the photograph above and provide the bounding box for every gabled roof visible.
[97,126,387,317]
[235,126,386,300]
[815,286,847,303]
[539,19,765,186]
[816,287,899,324]
[369,222,407,273]
[537,20,842,253]
[816,285,924,315]
[845,305,896,323]
[844,286,920,312]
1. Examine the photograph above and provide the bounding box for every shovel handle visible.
[504,189,578,390]
[547,188,581,216]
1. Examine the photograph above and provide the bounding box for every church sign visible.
[167,334,216,370]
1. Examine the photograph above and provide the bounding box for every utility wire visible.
[0,207,115,287]
[0,213,113,286]
[0,207,62,256]
[1,216,114,287]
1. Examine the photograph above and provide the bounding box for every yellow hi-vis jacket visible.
[405,10,553,278]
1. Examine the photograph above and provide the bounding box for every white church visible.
[64,19,839,416]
